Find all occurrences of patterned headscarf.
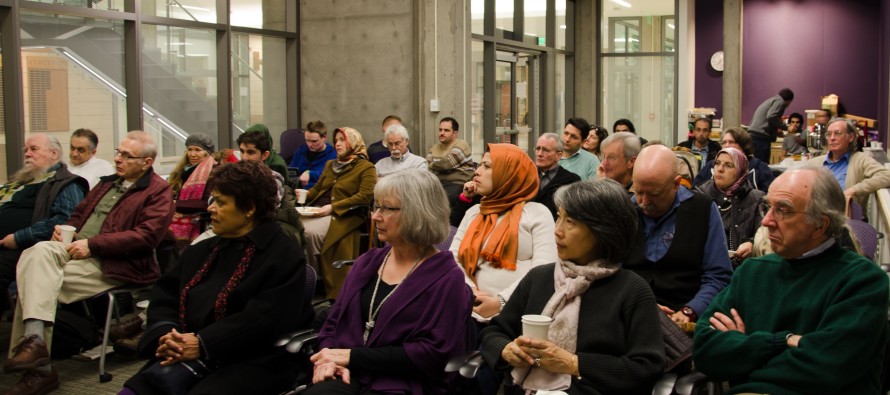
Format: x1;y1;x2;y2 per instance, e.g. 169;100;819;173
458;144;539;278
715;147;749;197
334;127;368;164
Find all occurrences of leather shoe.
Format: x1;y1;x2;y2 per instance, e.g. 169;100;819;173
109;315;143;342
113;333;142;357
3;336;50;373
4;369;59;395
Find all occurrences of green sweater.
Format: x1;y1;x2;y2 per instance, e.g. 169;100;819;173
693;244;889;395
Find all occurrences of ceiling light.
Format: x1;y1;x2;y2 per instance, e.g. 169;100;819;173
611;0;631;8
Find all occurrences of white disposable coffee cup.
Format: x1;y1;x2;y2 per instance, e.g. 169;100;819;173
296;189;308;205
59;225;76;244
521;314;552;340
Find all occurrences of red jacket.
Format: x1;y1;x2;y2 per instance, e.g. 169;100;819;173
66;168;174;285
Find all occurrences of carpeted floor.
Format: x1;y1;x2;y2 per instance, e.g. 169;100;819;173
0;319;145;394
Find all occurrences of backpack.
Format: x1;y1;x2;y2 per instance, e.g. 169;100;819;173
51;308;100;358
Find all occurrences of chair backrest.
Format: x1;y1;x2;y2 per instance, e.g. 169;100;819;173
434;226;459;252
674;152;699;183
304;264;317;302
848;219;880;261
280;128;306;164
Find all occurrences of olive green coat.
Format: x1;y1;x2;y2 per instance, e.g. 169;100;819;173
307;159;377;297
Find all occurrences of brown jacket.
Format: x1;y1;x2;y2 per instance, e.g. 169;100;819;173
67;168;174;285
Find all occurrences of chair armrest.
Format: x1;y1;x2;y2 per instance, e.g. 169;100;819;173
459;352;485;379
445;350;480;373
675;371;717;395
332;260;355;269
286;331;320;354
275;329;314;348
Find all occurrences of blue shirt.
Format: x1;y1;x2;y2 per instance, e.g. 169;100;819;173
632;187;733;316
559;149;601;180
289;143;337;189
823;151;852;189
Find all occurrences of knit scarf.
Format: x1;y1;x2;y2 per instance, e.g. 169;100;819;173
178;241;257;331
513;259;619;392
458;144;538;279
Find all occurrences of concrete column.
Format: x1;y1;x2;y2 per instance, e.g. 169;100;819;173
415;0;468;154
573;0;597;122
722;0;742;127
299;0;416;145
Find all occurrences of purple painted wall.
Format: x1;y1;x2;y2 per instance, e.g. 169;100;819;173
694;0;724;118
694;0;884;135
742;0;881;124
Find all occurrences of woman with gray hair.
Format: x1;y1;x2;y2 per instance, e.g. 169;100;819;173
305;169;473;395
480;179;665;394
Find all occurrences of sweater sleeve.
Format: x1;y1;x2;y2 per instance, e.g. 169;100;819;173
745;264;889;393
450;205;483;289
14;182;85;248
848;153;890;197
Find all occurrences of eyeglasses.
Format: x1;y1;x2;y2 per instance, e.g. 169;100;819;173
114;149;146;161
759;200;805;221
372;203;401;216
825;130;851;138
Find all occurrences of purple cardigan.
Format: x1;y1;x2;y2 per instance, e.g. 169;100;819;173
318;246;473;394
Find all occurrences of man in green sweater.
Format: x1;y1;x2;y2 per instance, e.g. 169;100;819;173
693;167;889;394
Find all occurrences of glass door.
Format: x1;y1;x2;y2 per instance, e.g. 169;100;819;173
495;49;539;154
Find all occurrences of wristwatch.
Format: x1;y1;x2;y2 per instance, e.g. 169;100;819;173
681;306;697;321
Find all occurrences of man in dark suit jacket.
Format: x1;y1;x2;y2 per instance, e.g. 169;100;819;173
678;118;722;169
533;133;581;218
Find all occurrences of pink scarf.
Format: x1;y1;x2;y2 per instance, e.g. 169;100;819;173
513;259;618;392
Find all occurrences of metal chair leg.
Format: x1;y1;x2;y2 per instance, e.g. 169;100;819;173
98;291;116;383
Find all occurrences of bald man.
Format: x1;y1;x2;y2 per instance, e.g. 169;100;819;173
624;145;732;325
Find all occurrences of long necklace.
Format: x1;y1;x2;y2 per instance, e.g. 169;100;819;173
363;249;426;344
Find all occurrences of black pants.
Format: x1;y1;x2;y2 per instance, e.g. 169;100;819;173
751;132;773;164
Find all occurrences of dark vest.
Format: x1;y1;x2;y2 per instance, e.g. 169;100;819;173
32;163;88;223
625;192;711;310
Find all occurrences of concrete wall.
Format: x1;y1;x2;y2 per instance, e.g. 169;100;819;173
299;0;468;154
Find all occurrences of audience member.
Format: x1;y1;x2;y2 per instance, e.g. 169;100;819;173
428;117;474;205
304;169;471;395
167;133;217;252
613;118;648;145
695;148;764;268
624;145;732;325
806;117;890;209
748;88;794;163
0;134;87;315
374;124;427;178
597;132;640;192
2;131;173;394
581;125;608;160
678;118;721;168
781;112;808;156
558;118;600;180
693;167;889;394
532;133;580;218
67;129;114;189
694;127;774;192
451;144;556;323
290;120;337;189
121;160;313;395
481;179;664;394
242;124;291;185
367;115;404;164
304;127;377;298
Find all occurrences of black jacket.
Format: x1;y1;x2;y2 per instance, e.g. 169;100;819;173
533;165;581;219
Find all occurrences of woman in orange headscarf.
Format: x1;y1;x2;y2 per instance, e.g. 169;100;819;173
450;144;557;322
303;127;377;298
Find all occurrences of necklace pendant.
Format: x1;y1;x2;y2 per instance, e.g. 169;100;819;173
363;320;375;343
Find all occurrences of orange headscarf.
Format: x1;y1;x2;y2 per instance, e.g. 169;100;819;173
458;144;540;280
